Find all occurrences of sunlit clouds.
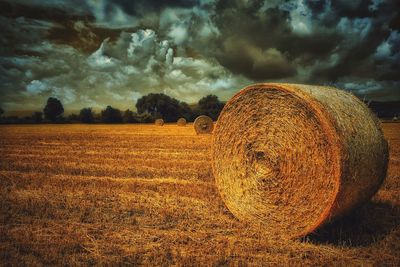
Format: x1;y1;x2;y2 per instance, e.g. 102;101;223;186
0;0;399;113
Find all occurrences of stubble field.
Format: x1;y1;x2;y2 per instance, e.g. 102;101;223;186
0;123;399;266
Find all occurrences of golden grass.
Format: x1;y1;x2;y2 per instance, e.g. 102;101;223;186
0;123;399;265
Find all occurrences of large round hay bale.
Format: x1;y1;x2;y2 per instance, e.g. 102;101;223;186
212;83;388;239
194;115;214;134
155;119;164;126
177;118;187;126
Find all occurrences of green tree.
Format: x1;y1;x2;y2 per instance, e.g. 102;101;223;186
101;106;122;123
43;97;64;122
198;95;224;121
124;109;142;123
136;93;192;122
79;108;95;123
32;112;43;123
68;114;79;122
136;112;154;123
0;107;4;123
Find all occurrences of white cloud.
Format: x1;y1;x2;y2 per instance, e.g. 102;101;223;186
79;95;101;108
25;70;33;79
369;0;385;11
341;80;383;94
160;7;219;47
87;39;118;68
109;92;125;101
130;91;142;102
375;41;391;59
85;0;138;28
166;48;174;65
26;80;48;94
127;29;157;57
289;0;312;35
374;30;400;60
51;87;76;104
122;65;139;75
168;24;189;45
337;18;372;39
3;26;249;111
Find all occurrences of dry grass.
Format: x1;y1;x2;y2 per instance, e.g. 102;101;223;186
0;123;399;266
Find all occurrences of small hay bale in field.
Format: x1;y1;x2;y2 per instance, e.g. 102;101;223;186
155;119;164;126
177;118;187;126
212;83;389;239
194;115;214;134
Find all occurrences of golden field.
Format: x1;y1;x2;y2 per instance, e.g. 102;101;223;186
0;123;399;266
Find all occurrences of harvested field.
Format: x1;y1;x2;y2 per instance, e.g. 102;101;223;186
0;123;399;265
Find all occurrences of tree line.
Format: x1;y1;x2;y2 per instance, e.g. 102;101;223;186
0;93;225;124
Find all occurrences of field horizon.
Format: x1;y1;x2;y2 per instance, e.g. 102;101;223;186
1;123;399;265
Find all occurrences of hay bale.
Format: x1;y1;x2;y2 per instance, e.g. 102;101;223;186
177;118;187;126
155;119;164;126
194;115;214;134
212;83;388;239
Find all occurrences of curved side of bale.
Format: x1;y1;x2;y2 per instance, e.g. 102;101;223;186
212;83;388;239
155;119;164;126
177;118;187;126
194;115;214;134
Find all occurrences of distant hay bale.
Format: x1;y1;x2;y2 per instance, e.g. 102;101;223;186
177;118;187;126
155;119;164;126
194;115;213;134
212;83;389;239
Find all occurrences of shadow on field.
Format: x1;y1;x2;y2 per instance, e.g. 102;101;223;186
305;201;400;247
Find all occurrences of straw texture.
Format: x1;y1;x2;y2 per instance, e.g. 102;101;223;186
194;115;214;134
212;83;389;238
177;118;187;126
155;119;164;126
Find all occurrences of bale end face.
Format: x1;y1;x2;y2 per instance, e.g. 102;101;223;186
194;115;214;134
155;119;164;126
177;118;187;126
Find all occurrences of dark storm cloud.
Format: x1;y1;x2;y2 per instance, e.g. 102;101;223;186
0;0;399;113
211;4;298;79
0;1;93;23
108;0;200;15
331;0;373;18
299;0;399;84
210;0;398;85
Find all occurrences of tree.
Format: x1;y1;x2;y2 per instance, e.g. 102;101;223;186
179;102;193;120
101;106;122;123
137;112;154;123
79;108;95;123
32;112;43;123
68;114;79;122
123;109;140;123
198;95;224;121
0;107;4;123
43;97;64;122
136;93;192;122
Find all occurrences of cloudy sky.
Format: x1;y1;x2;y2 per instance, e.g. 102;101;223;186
0;0;399;113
